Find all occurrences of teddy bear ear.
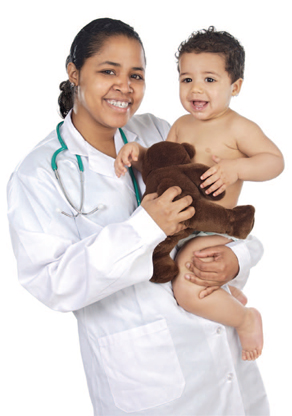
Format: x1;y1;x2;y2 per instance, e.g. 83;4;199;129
181;143;196;159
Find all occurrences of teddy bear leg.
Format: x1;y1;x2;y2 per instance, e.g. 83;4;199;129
190;201;255;240
228;205;255;238
150;232;190;284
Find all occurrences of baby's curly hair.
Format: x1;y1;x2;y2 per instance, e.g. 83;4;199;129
176;26;245;83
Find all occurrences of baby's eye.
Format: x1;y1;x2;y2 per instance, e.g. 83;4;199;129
182;78;192;83
205;77;215;83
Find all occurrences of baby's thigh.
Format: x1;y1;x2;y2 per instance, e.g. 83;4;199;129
172;235;232;306
175;235;232;269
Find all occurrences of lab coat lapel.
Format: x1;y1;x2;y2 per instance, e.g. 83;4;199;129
60;112;142;178
86;128;139;176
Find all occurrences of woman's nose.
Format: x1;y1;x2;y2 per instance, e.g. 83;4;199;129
114;77;133;94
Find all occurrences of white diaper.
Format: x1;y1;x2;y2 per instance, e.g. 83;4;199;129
177;231;238;249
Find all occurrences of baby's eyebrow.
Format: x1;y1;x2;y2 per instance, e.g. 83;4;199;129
203;71;220;77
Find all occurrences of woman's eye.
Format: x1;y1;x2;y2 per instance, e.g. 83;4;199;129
131;74;144;81
205;77;215;83
102;70;115;75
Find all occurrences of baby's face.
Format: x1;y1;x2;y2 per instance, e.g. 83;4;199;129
178;52;241;121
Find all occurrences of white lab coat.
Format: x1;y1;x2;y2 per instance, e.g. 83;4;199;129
7;112;269;416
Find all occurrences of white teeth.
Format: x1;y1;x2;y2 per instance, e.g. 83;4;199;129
107;100;129;108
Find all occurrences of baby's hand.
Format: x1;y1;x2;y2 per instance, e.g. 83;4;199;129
114;143;140;177
200;156;239;196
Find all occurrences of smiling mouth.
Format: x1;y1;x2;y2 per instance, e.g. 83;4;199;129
192;100;208;110
106;99;131;109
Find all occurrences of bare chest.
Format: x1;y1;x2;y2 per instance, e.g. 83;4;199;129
177;126;244;167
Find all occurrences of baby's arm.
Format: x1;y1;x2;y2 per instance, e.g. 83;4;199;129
114;142;147;177
115;117;182;177
201;119;284;196
166;118;181;143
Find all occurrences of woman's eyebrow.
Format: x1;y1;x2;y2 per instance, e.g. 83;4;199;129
98;61;145;71
99;61;121;67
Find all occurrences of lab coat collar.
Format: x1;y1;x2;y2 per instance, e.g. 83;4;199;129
60;111;138;177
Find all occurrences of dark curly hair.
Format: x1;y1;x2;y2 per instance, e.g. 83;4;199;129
58;18;145;118
176;26;245;83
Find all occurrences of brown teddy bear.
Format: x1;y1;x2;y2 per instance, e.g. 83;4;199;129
142;141;255;284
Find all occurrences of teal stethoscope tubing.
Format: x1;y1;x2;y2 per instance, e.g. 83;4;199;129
52;121;141;217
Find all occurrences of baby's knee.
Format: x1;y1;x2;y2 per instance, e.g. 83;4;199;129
172;274;201;311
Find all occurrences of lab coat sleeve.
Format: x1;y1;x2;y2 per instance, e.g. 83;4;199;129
226;235;264;290
7;170;166;313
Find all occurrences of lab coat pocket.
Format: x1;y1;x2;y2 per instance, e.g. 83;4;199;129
98;319;185;413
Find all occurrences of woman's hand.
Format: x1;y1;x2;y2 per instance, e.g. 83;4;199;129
141;187;195;236
184;245;239;298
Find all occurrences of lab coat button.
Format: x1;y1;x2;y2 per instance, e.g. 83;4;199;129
227;373;234;381
216;326;223;334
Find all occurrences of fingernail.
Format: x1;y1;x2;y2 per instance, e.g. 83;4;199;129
186;262;191;268
185;275;191;280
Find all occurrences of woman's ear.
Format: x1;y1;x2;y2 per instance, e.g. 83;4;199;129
232;78;243;96
67;62;79;86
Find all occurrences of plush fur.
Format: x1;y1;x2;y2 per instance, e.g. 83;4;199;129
142;141;255;284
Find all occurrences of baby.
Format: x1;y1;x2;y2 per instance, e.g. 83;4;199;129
114;27;284;360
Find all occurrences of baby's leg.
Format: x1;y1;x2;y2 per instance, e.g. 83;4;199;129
172;236;263;360
229;285;248;306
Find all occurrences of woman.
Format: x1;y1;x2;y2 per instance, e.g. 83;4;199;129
7;18;269;415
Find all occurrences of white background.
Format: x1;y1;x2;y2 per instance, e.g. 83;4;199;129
1;1;291;415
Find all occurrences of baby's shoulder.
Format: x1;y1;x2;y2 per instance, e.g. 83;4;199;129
174;114;195;125
228;111;263;138
173;114;197;132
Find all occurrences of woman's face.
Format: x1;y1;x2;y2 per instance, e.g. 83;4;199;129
71;35;146;130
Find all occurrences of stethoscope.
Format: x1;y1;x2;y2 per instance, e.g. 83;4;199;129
51;121;141;218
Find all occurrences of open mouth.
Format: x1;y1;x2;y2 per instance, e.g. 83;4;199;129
191;100;208;111
106;99;130;109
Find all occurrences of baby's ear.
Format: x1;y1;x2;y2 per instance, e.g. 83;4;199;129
232;78;243;96
181;142;195;159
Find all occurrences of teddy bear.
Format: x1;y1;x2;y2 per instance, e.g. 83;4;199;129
141;141;255;284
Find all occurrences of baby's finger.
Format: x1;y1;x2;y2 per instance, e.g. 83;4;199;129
204;179;223;195
212;155;221;163
200;173;220;189
121;155;132;167
213;184;226;197
200;166;217;181
131;149;139;161
116;166;127;177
